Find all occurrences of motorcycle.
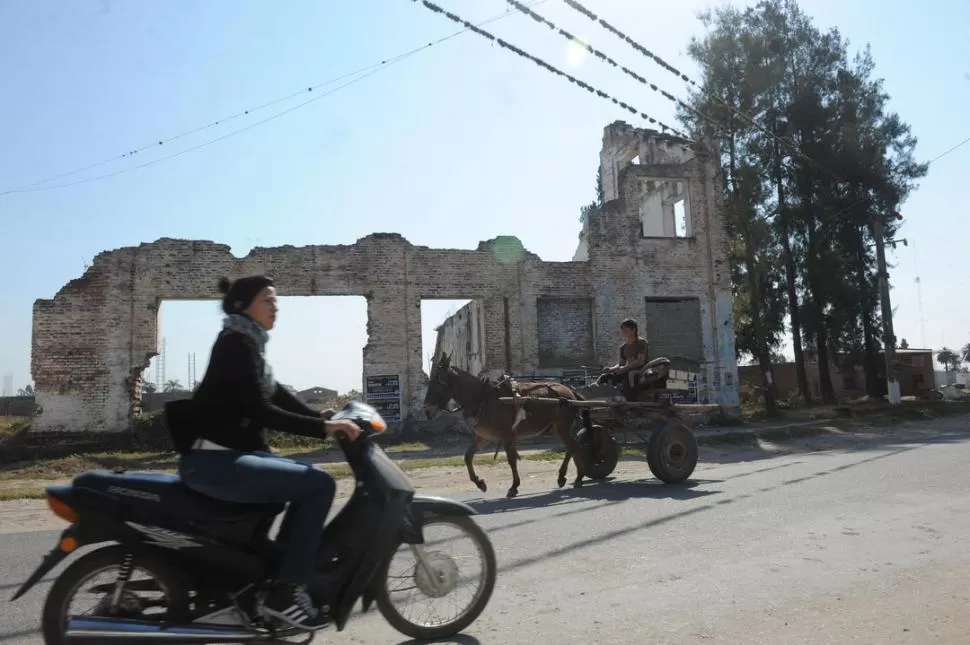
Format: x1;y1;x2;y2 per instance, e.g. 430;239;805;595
11;400;497;644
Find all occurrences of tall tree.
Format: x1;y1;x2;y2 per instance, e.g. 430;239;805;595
680;5;788;415
681;0;926;406
937;348;959;373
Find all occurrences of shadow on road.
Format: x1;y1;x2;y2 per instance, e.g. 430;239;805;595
0;576;53;593
0;628;38;643
468;479;719;517
394;635;481;645
495;442;925;575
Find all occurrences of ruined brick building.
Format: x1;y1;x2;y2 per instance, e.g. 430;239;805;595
434;122;738;403
30;122;738;433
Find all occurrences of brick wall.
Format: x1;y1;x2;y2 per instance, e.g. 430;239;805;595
536;298;594;367
32;124;739;433
643;298;704;369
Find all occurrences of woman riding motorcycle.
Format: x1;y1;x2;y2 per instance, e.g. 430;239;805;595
178;275;359;631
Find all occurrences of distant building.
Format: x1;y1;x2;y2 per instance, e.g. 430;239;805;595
1;374;12;398
935;369;970;388
739;348;936;401
296;386;339;409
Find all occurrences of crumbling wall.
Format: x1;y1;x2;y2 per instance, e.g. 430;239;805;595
458;122;738;405
433;300;487;375
33;123;739;433
535;298;595;367
586;123;737;404
32;235;591;433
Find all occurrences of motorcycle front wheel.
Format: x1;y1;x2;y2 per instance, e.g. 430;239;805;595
375;515;496;640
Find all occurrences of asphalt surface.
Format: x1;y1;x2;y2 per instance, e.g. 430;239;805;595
2;415;969;644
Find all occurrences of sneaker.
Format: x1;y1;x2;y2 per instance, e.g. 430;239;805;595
261;583;328;631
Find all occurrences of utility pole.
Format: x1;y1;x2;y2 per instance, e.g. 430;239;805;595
873;212;902;405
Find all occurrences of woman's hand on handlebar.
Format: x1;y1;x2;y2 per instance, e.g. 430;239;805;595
323;418;361;442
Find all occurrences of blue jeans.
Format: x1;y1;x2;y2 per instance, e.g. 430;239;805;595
178;450;335;585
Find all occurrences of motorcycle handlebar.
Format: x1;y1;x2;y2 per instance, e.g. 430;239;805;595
327;400;388;441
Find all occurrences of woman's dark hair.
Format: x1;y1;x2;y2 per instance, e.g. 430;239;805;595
620;318;639;335
217;275;275;315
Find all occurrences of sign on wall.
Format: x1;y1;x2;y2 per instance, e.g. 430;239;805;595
365;374;402;422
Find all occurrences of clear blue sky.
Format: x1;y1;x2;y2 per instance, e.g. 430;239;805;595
1;0;967;395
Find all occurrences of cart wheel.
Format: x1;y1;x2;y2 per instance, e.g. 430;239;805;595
576;425;619;480
647;422;697;484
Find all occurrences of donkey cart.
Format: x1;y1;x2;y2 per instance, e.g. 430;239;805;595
496;358;716;486
497;394;706;485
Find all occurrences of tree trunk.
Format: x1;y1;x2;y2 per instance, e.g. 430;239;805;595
792;117;836;404
805;222;837;405
728;130;778;417
773;136;812;404
813;318;837;404
744;236;779;415
856;258;882;398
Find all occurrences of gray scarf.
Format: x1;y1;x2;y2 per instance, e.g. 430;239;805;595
223;314;276;398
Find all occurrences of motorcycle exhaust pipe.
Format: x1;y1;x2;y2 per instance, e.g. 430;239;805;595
65;616;270;642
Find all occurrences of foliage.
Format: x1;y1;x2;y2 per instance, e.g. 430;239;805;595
679;0;927;407
937;347;960;372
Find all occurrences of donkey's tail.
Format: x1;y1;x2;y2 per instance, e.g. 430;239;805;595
492;444;501;460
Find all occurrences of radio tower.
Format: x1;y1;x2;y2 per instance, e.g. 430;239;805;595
155;338;167;389
187;353;197;391
913;242;927;348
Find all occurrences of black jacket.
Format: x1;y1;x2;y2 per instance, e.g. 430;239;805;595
190;329;327;452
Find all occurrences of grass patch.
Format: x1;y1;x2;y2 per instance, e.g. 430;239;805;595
0;416;30;441
0;488;46;501
3;401;967;502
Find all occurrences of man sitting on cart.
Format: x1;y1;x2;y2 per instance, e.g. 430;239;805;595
601;317;649;400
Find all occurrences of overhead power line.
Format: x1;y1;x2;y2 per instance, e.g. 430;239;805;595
560;0;968;228
504;0;722;132
0;1;547;197
2;69;390;195
928;135;970;164
560;0;845;185
411;0;690;139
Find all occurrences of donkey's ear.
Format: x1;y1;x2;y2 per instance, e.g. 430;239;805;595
440;352;451;367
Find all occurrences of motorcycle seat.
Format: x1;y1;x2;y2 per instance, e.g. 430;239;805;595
73;470;284;523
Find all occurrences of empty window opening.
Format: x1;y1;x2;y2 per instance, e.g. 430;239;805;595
640;179;691;238
674;200;688;237
143;297;366;413
421;299;485;376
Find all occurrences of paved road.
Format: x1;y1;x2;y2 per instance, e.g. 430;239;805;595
3;416;969;644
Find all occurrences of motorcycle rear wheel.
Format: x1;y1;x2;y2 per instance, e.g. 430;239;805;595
41;545;190;645
376;515;496;640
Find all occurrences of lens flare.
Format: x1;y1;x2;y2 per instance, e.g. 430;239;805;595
565;37;589;68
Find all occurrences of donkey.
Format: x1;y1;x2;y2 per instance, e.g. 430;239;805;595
424;353;590;498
